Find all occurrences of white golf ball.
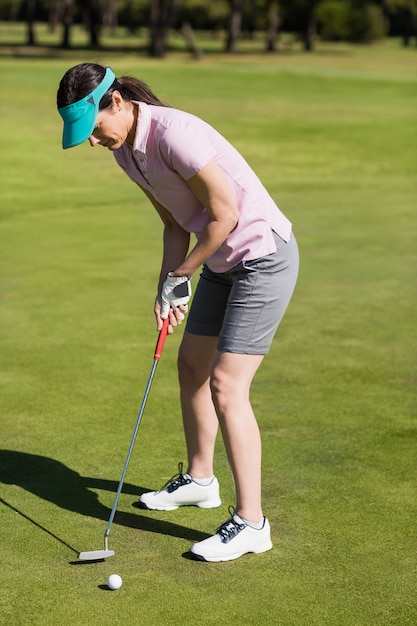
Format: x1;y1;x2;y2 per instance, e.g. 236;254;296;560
107;574;122;590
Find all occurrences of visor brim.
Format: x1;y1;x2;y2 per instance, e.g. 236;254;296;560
61;105;97;149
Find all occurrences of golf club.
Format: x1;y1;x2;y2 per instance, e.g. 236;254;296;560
79;318;169;561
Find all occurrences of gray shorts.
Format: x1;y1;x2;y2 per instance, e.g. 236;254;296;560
185;232;299;354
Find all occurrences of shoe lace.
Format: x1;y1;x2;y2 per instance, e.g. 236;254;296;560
216;506;246;544
160;462;192;494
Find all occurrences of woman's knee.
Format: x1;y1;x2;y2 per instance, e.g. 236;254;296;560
209;367;237;415
177;334;217;388
209;353;263;415
177;343;197;385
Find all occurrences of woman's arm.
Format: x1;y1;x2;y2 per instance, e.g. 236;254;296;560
141;188;191;330
140;158;238;327
143;158;238;279
141;188;190;289
171;159;239;277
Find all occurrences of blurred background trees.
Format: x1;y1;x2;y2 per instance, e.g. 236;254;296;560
2;0;416;55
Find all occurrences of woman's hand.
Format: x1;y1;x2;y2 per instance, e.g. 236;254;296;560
160;275;192;319
154;298;188;334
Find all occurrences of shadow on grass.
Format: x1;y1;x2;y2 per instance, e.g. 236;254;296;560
0;42;149;60
1;495;79;555
0;449;210;550
0;41;354;60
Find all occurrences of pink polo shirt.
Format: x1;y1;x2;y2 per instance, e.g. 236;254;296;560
114;102;292;273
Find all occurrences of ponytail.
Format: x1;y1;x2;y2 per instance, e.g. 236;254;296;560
115;75;167;106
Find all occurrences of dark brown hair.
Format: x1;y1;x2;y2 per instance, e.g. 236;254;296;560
57;62;167;110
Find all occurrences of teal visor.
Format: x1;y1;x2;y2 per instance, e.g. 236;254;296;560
58;67;116;149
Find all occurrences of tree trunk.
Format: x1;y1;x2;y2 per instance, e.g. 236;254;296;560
149;0;169;57
303;0;318;52
125;0;136;35
402;8;416;47
9;0;20;20
149;0;181;58
103;0;118;36
25;0;36;46
60;0;74;49
48;0;61;33
225;0;244;53
265;0;283;52
181;21;204;59
83;0;101;48
246;0;258;40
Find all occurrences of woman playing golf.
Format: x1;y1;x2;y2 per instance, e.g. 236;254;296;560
57;63;299;562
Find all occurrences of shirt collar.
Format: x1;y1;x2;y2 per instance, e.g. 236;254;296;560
132;101;151;155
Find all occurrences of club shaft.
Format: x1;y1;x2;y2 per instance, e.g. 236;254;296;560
104;319;169;540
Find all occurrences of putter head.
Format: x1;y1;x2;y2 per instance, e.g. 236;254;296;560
78;549;115;561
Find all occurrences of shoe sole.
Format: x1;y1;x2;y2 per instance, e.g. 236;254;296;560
191;540;273;562
139;497;222;511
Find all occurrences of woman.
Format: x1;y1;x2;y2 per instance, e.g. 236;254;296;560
57;63;299;562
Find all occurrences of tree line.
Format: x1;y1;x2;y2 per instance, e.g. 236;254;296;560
3;0;417;56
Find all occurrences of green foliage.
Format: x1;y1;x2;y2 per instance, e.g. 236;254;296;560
118;0;150;27
316;1;351;40
385;0;417;11
349;3;388;41
0;0;20;20
0;0;407;44
317;1;388;42
180;0;229;29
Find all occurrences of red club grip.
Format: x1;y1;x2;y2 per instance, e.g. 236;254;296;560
154;317;169;361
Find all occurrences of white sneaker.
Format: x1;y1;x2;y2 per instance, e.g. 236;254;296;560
190;508;272;562
139;463;222;511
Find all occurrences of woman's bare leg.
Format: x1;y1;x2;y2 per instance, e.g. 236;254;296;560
178;332;265;524
178;332;219;479
210;351;264;525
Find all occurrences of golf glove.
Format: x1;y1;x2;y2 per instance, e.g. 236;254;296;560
161;275;192;319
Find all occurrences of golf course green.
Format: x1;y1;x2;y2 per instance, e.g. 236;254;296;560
1;33;416;625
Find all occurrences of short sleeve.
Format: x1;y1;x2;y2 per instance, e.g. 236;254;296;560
159;123;216;180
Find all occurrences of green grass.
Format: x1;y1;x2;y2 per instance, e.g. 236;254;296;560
1;36;416;626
